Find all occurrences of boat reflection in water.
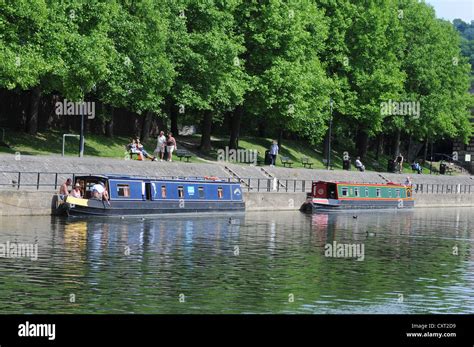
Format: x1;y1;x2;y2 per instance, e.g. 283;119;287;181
1;208;472;314
62;213;245;261
308;209;416;248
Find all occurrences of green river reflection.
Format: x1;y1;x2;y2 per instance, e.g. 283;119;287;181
0;208;473;313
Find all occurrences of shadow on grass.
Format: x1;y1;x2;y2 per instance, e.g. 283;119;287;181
0;130;131;157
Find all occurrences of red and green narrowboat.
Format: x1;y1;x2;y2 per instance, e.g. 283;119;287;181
300;181;414;212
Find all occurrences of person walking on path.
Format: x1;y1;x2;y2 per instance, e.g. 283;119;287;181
396;153;404;173
269;140;279;166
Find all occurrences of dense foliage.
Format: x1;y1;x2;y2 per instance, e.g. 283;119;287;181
0;0;472;159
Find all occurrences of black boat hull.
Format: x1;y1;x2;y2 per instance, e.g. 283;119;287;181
64;198;245;216
300;198;414;212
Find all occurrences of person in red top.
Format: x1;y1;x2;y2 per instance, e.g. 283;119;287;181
166;133;177;162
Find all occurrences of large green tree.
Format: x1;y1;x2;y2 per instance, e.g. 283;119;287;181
235;0;332;147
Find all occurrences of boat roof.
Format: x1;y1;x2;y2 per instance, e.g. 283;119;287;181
74;174;232;183
315;180;407;188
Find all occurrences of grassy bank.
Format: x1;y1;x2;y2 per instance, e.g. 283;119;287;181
0;129;445;174
0;130;205;163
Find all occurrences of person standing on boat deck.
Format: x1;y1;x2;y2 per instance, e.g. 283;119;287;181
404;176;412;186
59;178;72;197
269;140;279;166
166;133;177;162
71;183;82;198
355;157;365;172
154;131;167;162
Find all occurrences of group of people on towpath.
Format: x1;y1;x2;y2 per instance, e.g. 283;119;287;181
127;131;177;162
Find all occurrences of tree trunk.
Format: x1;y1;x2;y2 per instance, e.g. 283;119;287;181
141;111;153;142
257;119;265;137
133;112;141;137
229;106;242;150
375;134;384;160
423;138;429;162
406;135;413;162
105;107;114;138
46;95;60;130
165;96;179;135
277;128;283;149
27;86;41;135
392;128;401;156
19;91;29;131
170;108;178;135
200;110;212;152
356;128;369;159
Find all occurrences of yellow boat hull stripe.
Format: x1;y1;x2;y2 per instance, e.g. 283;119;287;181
66;196;89;207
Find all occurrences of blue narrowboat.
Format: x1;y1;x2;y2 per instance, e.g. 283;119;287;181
57;175;245;216
300;180;415;212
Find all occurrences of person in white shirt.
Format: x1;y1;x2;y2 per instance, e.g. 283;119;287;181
91;181;109;204
154;131;167;161
355;156;365;172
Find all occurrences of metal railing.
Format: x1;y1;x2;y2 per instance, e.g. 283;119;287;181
0;171;90;190
1;171;473;195
413;183;474;194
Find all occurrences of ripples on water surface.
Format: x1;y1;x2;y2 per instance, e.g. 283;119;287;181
0;208;473;314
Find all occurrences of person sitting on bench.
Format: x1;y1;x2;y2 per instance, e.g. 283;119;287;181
127;139;144;160
411;161;422;174
136;138;156;161
355;157;365;172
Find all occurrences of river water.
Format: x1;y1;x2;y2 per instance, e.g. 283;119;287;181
0;208;473;314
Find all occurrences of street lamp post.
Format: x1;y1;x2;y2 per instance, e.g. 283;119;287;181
327;98;333;170
79;112;85;158
429;141;433;174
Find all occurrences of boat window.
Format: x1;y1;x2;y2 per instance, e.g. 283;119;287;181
178;186;184;198
341;187;348;197
217;186;223;199
376;188;381;197
198;186;205;198
396;189;401;198
365;188;369;197
117;184;130;197
354;187;359;197
161;185;167;198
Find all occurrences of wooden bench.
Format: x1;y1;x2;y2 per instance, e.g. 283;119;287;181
280;156;293;167
301;157;313;168
176;149;193;162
